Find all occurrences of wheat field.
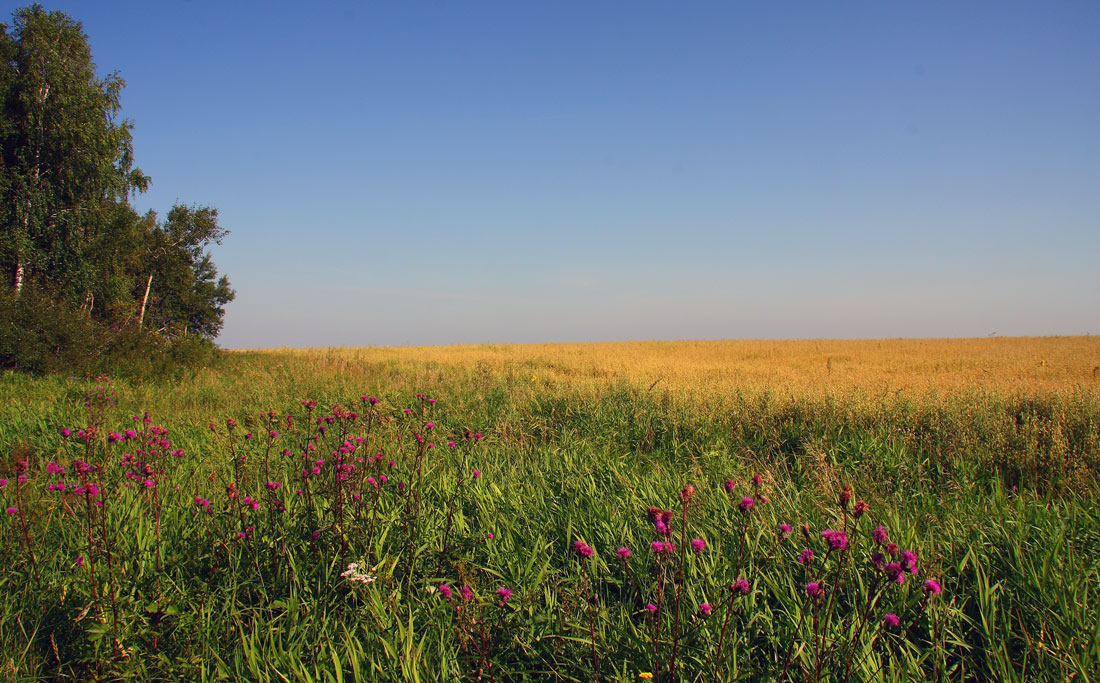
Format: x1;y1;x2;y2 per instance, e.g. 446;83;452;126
244;336;1100;400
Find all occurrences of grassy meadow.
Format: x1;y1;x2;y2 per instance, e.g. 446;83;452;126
1;337;1098;681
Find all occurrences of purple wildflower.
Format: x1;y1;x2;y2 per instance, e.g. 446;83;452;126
439;584;453;599
616;547;632;560
821;529;849;551
872;525;889;545
690;538;706;554
923;579;942;595
699;602;712;615
805;582;824;598
883;613;900;628
731;577;751;595
497;587;513;603
739;496;754;513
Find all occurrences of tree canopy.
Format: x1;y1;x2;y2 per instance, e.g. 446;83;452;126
0;4;233;350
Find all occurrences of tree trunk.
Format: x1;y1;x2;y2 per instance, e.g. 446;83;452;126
138;273;152;328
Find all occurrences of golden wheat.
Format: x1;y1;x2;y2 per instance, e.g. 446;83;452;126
240;336;1099;402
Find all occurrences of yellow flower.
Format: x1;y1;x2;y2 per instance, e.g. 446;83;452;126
638;675;653;680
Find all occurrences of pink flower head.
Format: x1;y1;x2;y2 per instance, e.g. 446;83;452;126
778;523;792;539
853;500;869;518
487;533;494;540
438;584;453;599
646;603;658;613
752;473;763;487
732;577;751;595
872;525;889;545
821;529;849;551
573;540;594;559
680;484;695;503
496;587;513;603
739;496;754;513
5;507;16;515
723;479;735;493
882;613;900;628
805;582;824;598
472;470;481;479
699;602;712;615
691;538;706;554
461;585;474;601
884;562;906;584
799;548;814;565
900;550;918;572
923;579;942;595
616;547;632;560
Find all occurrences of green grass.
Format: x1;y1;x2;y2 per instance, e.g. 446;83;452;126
0;351;1098;681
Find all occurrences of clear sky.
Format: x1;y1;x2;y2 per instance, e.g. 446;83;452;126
10;1;1099;347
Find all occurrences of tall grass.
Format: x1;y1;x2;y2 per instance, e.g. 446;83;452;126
1;341;1098;680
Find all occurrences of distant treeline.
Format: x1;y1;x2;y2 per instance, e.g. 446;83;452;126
0;5;234;376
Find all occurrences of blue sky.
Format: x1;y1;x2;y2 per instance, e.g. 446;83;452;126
10;1;1099;347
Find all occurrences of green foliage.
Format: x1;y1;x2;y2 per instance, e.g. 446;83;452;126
0;282;102;374
0;282;217;378
0;4;148;298
0;359;1096;681
0;4;233;372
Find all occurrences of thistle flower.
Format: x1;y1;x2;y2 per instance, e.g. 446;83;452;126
616;547;632;560
752;473;763;487
805;582;824;598
438;584;453;599
5;507;16;515
645;603;657;613
923;579;942;595
884;562;906;584
799;548;814;565
882;613;900;628
461;585;474;601
731;577;751;595
872;525;889;545
680;484;695;503
853;500;869;518
821;529;849;551
573;540;594;558
900;550;918;572
723;479;735;493
497;587;513;603
690;538;706;554
699;602;712;615
739;496;754;513
472;470;481;479
778;523;792;539
839;485;853;509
